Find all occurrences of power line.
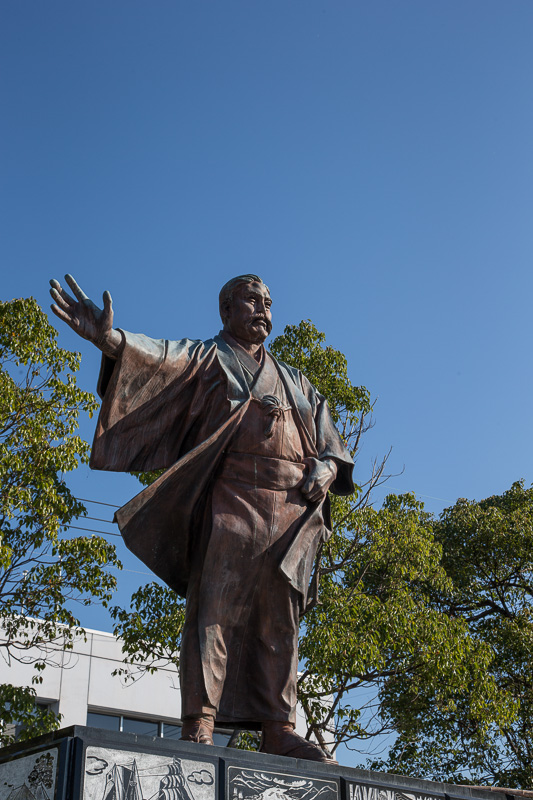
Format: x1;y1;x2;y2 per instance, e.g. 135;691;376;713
64;524;121;538
76;496;121;509
54;530;158;579
108;565;156;577
84;514;116;525
374;486;447;503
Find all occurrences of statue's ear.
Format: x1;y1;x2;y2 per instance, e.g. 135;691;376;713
220;298;232;325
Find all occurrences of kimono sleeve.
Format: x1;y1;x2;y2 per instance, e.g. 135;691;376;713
89;330;215;472
276;359;355;497
297;371;355;497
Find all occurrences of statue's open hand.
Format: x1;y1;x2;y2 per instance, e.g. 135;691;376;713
300;458;337;504
49;274;116;352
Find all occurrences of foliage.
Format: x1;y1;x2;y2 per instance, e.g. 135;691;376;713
375;481;533;787
111;582;185;680
111;320;515;780
297;492;513;761
268;319;372;432
0;684;59;743
0;297;121;745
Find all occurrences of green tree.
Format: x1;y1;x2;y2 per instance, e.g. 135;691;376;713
269;323;513;760
0;297;121;745
377;481;533;787
111;321;513;766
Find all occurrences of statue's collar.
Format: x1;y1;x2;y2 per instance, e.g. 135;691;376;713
212;333;251;409
219;330;265;377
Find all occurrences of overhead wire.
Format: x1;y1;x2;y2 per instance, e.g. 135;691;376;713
75;496;120;509
64;524;121;537
62;497;120;535
60;498;157;577
59;525;155;578
83;514;116;524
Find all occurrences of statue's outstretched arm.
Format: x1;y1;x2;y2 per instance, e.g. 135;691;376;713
49;273;122;357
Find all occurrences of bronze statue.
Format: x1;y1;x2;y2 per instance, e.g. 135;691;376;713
50;274;354;763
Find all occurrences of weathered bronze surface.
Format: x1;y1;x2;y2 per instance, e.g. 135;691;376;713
50;273;354;761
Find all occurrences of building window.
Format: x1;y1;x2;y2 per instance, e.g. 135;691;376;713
86;711;231;746
122;717;159;737
161;723;181;739
86;712;121;731
86;711;175;739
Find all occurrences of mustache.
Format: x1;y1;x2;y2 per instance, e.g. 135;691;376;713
251;315;272;329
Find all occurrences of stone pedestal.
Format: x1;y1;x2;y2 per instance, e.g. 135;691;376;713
0;726;507;800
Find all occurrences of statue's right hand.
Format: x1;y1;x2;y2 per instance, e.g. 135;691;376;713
49;274;117;353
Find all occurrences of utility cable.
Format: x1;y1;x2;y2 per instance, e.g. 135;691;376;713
75;496;120;509
64;524;121;537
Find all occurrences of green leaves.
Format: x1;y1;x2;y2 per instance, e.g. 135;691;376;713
0;685;60;743
0;298;121;746
411;481;533;786
366;483;533;786
111;583;185;678
298;491;510;761
269;320;371;446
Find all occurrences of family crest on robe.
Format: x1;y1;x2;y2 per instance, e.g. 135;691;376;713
90;329;354;612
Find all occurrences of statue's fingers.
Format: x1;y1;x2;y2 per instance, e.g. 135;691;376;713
307;491;324;504
50;286;72;312
102;290;113;314
51;303;77;327
50;278;76;307
302;486;320;503
300;476;312;493
65;273;89;301
306;481;326;502
301;477;317;499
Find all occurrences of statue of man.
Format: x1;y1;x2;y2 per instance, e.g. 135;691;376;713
50;273;354;763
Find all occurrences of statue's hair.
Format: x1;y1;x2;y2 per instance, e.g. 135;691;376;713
219;274;269;321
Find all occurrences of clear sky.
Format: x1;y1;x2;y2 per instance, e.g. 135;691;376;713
2;0;533;753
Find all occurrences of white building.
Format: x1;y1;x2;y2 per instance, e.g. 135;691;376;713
0;625;193;741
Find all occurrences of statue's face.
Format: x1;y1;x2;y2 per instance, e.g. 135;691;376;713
226;281;273;344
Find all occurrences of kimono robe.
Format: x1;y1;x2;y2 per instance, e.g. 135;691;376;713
90;329;354;726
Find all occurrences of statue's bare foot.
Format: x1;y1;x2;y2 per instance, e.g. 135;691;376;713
260;722;338;764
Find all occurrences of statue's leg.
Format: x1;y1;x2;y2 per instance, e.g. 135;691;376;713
179;580;218;744
179;502;221;736
204;477;305;725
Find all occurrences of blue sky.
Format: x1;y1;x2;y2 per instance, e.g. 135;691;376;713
2;0;533;755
